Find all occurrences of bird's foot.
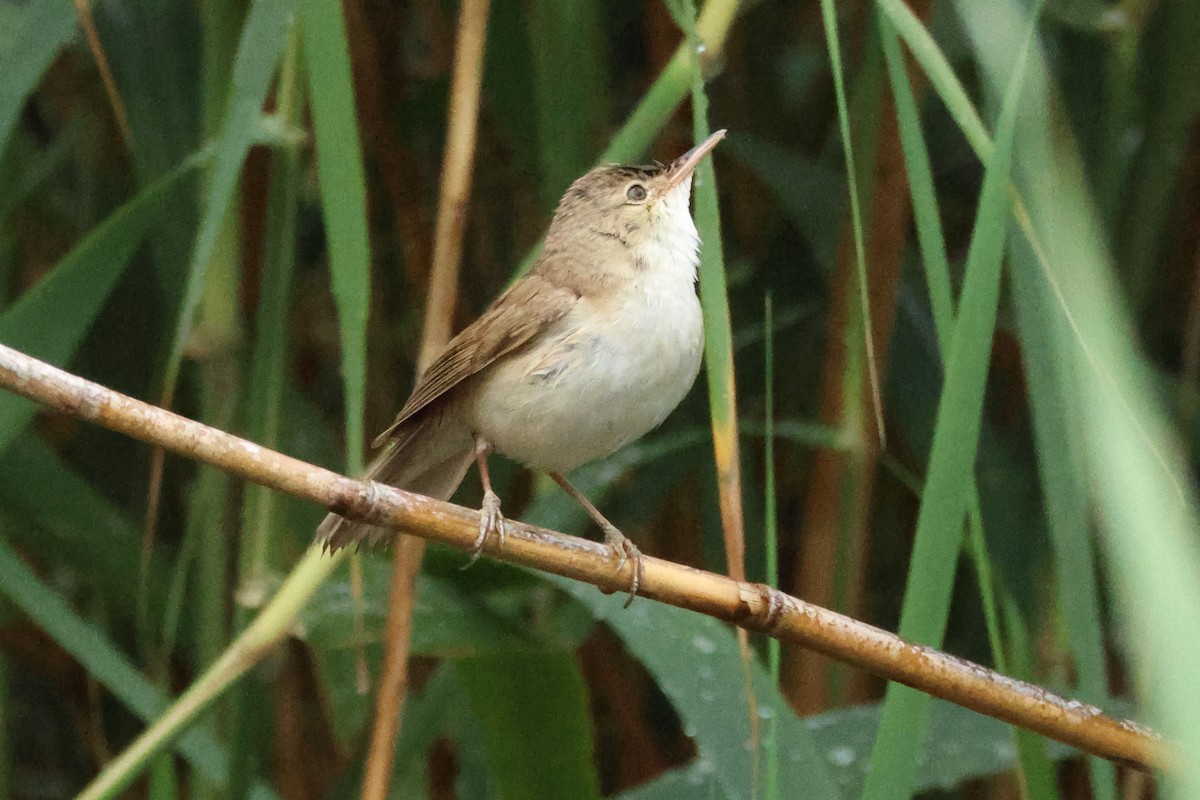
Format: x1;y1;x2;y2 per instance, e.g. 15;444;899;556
463;489;506;569
602;523;644;607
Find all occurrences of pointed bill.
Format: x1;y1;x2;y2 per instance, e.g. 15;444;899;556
662;129;727;193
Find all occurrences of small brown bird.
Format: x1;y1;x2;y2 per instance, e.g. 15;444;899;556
316;130;726;597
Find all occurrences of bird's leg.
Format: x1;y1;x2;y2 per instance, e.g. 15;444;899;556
463;434;505;568
549;472;643;606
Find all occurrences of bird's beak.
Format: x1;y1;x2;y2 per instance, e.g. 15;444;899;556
660;129;727;194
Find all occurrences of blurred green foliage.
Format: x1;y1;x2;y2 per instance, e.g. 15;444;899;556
2;0;1200;798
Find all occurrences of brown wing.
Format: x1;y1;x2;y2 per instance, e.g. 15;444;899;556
372;274;579;447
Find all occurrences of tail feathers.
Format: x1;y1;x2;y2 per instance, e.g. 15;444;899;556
316;415;474;551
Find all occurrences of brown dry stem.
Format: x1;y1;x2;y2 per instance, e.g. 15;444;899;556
0;342;1168;773
361;1;492;798
787;0;926;713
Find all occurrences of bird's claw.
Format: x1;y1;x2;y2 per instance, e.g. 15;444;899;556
603;523;643;607
463;489;505;569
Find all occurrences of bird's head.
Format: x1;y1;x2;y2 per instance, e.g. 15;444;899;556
545;130;726;267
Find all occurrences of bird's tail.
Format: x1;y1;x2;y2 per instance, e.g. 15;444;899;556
315;414;474;551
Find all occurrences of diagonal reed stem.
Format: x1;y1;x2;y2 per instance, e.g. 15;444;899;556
0;343;1167;787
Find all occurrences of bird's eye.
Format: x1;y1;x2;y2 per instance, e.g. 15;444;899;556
626;183;648;202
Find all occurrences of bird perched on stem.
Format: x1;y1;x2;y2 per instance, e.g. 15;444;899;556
317;129;726;602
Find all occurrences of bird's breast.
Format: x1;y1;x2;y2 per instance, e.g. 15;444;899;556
467;272;703;473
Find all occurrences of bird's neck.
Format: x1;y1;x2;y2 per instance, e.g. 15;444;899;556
631;203;701;289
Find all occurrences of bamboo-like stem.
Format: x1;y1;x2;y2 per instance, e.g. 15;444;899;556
416;0;490;369
78;544;346;800
0;343;1168;775
361;2;492;798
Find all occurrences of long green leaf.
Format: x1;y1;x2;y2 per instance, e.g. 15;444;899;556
861;9;1037;799
880;15;1070;800
0;434;173;623
763;294;780;800
457;651;601;800
0;153;203;455
239;24;305;591
543;581;839;800
163;0;293;395
1009;229;1116;798
678;0;745;584
818;0;884;444
0;536;277;800
618;695;1121;800
955;0;1200;793
0;0;76;157
298;0;371;472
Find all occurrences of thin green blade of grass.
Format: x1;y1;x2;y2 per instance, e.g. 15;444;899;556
239;26;304;590
0;153;203;455
0;435;173;628
880;18;1070;799
675;0;746;583
0;0;75;156
298;0;371;474
1009;226;1116;799
818;0;885;448
161;0;293;399
0;536;279;800
675;5;758;787
996;592;1060;800
954;0;1200;792
861;10;1037;799
77;546;346;800
878;0;1169;501
875;0;989;157
763;293;780;800
879;9;1124;796
224;39;305;762
457;651;602;800
179;0;250;701
877;23;953;337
